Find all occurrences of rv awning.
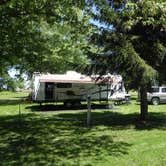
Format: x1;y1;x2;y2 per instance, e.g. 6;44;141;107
40;74;95;84
38;71;120;84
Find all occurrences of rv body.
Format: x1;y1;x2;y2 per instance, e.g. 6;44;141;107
32;71;129;105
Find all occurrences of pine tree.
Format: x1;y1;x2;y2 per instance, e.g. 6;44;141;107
88;0;166;120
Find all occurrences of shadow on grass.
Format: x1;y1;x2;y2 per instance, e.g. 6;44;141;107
53;111;166;130
26;104;166;131
99;112;166;130
26;103;115;112
0;113;131;165
0;101;166;165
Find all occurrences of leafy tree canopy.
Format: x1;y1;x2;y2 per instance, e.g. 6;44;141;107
0;0;94;79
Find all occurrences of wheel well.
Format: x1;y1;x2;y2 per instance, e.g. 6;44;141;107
151;96;160;100
151;97;160;102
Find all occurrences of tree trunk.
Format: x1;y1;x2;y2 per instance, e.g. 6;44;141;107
140;85;148;121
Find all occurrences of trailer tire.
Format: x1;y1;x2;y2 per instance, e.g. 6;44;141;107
73;101;81;107
64;101;81;108
64;101;72;108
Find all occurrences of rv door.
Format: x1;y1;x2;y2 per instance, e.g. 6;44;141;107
45;82;54;100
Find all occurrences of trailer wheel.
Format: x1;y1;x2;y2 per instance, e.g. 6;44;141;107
64;101;72;108
73;101;81;107
64;101;81;108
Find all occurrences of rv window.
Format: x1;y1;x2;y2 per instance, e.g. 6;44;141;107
56;83;72;88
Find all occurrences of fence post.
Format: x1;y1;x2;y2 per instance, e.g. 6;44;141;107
87;95;91;128
18;99;22;127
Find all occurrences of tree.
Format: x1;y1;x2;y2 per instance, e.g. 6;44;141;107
87;0;166;120
0;0;93;77
0;0;95;90
0;71;25;91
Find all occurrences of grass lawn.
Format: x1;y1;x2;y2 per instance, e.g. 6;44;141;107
0;91;166;166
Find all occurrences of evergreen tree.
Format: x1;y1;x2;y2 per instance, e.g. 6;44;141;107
88;0;166;120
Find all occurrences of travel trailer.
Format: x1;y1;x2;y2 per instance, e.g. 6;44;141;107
31;71;130;106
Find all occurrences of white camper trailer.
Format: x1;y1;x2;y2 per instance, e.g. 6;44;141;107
32;71;130;105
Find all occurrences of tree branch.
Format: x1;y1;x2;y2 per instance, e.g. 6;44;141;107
0;0;11;6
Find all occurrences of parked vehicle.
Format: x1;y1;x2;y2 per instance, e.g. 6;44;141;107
147;86;166;105
31;71;130;106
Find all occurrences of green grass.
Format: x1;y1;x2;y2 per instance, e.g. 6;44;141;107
0;91;166;166
0;90;29;100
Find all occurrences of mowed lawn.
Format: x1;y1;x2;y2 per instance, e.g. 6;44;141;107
0;91;166;166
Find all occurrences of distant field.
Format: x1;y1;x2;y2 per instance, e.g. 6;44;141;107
0;90;29;100
0;91;166;166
